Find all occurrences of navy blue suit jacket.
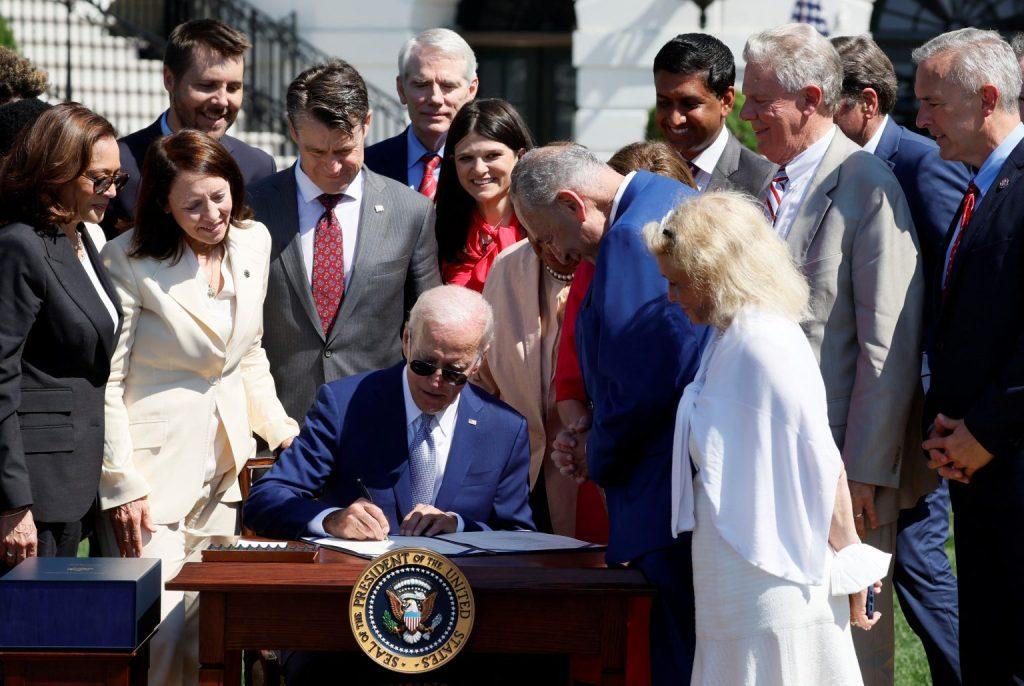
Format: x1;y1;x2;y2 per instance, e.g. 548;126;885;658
874;119;970;284
101;117;277;237
242;363;534;539
576;171;706;563
364;129;410;186
926;138;1024;508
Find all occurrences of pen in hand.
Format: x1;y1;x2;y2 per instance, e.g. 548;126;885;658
356;478;390;541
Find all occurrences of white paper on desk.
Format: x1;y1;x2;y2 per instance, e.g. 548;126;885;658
302;535;474;558
437;530;601;553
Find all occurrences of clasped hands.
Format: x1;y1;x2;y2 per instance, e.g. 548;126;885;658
921;413;994;484
552;414;592;484
324;499;457;541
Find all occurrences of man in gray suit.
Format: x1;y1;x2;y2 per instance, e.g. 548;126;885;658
653;33;776;195
741;24;926;686
249;60;440;422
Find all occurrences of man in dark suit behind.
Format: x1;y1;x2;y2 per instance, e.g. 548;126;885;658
833;34;967;686
653;33;776;196
249;59;440;423
102;19;275;237
915;28;1024;685
511;144;706;686
363;28;478;199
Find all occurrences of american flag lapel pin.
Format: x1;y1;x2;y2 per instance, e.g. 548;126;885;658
998;177;1010;190
468;418;478;426
374;204;384;213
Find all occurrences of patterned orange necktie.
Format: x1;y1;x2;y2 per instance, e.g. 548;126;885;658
418;153;441;200
312;193;345;335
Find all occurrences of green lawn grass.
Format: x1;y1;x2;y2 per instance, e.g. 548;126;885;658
894;517;957;686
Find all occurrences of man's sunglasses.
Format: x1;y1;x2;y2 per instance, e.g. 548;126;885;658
409;359;471;386
83;171;130;195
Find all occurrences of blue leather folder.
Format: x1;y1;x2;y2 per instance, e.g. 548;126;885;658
0;557;160;650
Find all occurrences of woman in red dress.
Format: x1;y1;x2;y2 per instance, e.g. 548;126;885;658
434;98;535;291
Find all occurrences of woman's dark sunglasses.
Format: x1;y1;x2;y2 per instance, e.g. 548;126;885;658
84;171;130;195
409;359;470;386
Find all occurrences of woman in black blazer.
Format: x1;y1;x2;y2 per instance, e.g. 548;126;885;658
0;103;126;566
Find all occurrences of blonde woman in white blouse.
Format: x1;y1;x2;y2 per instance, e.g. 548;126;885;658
100;130;298;686
645;191;890;686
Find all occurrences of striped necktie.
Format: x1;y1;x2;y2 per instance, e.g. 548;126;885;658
764;166;789;228
418;154;441;200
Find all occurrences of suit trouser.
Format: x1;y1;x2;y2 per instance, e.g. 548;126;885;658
852;522;896;686
951;493;1024;685
100;478;238;686
34;519;83;557
894;480;961;685
631;535;695;686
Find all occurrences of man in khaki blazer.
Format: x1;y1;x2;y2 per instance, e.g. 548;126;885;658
741;25;928;686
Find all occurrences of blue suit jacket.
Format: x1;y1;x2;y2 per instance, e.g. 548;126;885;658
364;129;410;186
874;119;970;284
576;171;707;563
242;363;534;539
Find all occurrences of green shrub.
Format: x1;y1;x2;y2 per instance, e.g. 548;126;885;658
0;15;17;51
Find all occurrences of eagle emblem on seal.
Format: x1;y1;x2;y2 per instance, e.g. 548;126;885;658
384;578;444;644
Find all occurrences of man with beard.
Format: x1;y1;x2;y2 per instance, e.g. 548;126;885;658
101;19;275;236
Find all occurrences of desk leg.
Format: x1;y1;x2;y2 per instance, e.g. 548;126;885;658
198;592;242;686
598;596;653;686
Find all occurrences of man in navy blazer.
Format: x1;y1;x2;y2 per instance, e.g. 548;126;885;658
243;285;533;541
915;29;1024;685
364;29;478;196
102;19;275;237
833;34;967;686
511;145;705;685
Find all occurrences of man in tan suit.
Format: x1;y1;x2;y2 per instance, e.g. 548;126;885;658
740;24;929;686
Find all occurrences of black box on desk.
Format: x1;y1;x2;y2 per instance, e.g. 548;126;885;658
0;557;160;649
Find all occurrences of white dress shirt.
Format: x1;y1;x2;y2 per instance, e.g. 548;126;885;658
688;126;730;193
308;366;467;535
184;246;236;483
609;170;637;226
405;126;444;192
294;162;363;285
773;125;837;240
861;115;889;155
78;241;119;334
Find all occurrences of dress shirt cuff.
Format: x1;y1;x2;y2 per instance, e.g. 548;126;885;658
309;507;342;537
450;512;464;533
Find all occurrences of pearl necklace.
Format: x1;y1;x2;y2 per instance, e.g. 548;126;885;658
544;265;574;283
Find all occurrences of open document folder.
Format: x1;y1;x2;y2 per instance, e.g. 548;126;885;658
303;530;605;559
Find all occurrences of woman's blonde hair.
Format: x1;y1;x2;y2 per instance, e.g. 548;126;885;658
643;190;809;329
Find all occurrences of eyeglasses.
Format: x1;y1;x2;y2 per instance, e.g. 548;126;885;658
83;171;130;195
409;359;472;386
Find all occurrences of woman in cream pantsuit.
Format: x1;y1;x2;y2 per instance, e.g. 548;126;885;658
99;130;298;686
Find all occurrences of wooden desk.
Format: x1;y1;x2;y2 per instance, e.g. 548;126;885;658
168;548;651;686
0;632;153;686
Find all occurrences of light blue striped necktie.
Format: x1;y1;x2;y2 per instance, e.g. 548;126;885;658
409;413;437;506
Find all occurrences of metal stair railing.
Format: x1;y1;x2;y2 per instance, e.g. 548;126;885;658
7;0;407;159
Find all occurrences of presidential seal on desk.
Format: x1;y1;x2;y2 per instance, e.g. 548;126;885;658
349;547;475;674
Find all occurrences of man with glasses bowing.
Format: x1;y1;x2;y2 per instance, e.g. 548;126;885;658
243;285;534;541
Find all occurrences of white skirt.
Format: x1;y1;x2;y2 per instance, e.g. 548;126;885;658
691;482;864;686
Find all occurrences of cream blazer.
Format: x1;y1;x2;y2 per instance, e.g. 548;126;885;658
100;221;299;524
475;240;577;536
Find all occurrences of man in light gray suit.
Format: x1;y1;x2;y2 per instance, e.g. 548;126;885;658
741;24;927;686
653;32;776;195
249;60;440;422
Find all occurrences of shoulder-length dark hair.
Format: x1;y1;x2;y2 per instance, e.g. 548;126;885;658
434;98;535;264
0;102;116;229
129;129;253;262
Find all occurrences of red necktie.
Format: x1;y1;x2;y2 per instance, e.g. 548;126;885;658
942;181;980;296
418;153;441;200
764;166;789;227
312;193;345;335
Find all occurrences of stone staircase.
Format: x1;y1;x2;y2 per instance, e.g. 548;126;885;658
0;0;292;164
